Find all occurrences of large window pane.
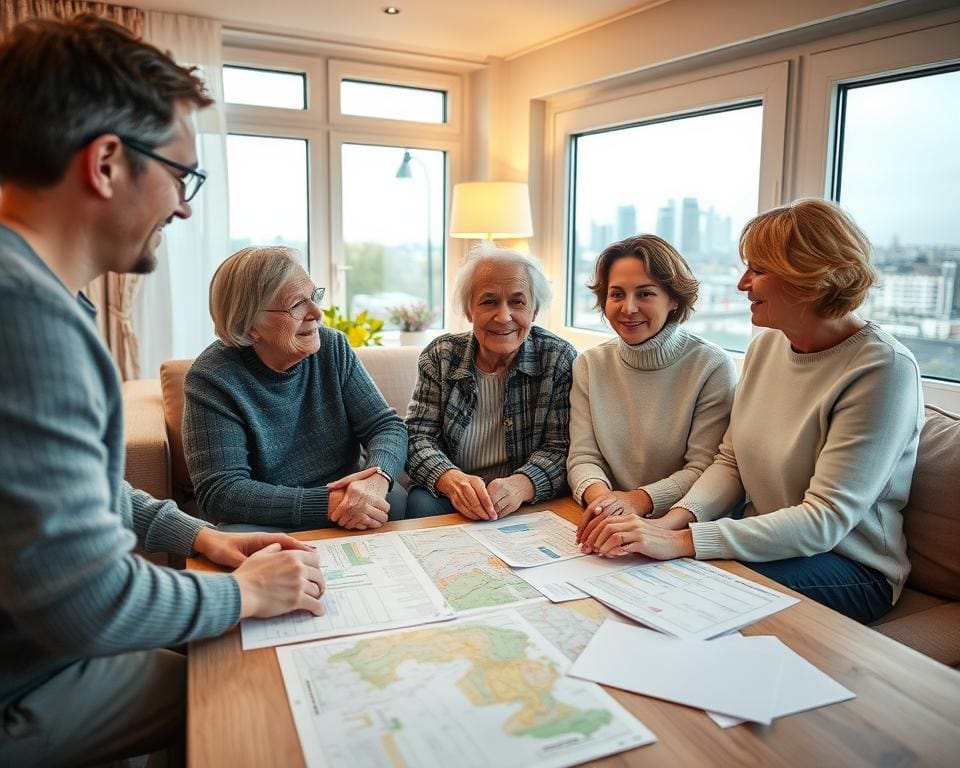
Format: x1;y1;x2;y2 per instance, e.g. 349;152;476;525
340;80;445;123
834;68;960;381
341;144;445;328
570;105;763;351
223;66;306;109
227;135;309;263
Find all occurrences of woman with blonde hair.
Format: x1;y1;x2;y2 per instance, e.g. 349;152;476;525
581;199;923;623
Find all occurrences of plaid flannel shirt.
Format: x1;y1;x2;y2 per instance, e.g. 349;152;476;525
406;326;577;503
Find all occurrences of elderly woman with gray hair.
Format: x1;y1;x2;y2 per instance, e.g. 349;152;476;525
183;246;408;531
406;245;577;519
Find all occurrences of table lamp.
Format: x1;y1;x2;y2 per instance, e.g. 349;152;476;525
448;181;534;242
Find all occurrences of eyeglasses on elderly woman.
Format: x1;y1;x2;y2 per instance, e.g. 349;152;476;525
262;287;325;321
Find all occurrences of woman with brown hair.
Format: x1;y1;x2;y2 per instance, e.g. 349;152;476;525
572;234;736;542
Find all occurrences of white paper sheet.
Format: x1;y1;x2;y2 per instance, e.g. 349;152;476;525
569;620;784;725
576;558;799;639
240;532;454;650
463;510;584;568
276;609;657;768
706;635;854;727
515;552;652;601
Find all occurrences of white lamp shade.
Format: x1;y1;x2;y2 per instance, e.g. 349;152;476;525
449;181;533;239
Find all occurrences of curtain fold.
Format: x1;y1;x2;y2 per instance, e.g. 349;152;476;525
1;0;144;379
133;11;230;378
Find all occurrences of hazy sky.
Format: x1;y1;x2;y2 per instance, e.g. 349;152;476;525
838;69;960;247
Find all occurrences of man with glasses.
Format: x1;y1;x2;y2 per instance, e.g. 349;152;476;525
0;15;325;767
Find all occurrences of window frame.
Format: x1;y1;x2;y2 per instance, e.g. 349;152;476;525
543;61;789;351
329;131;461;327
794;16;960;399
328;59;462;136
223;47;465;332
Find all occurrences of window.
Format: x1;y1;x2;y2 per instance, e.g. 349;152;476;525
831;67;960;381
227;135;309;263
223;65;306;109
339;144;445;328
340;80;445;123
568;104;763;351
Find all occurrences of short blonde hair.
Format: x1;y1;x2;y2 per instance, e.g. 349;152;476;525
209;246;302;347
740;198;876;318
454;243;552;317
588;235;699;324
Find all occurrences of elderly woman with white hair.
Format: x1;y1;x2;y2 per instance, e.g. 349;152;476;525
183;246;408;531
405;245;577;519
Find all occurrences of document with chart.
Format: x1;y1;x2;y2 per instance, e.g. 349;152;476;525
276;609;656;768
463;511;585;568
575;558;799;639
241;533;455;650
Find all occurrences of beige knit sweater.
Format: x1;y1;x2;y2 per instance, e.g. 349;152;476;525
678;323;923;601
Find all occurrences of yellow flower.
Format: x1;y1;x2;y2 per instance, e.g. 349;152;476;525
348;326;370;347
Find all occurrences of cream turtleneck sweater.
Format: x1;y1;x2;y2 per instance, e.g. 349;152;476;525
567;322;736;514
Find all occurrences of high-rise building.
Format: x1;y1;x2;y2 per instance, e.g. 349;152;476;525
656;200;676;243
681;197;701;255
616;204;637;240
590;221;614;252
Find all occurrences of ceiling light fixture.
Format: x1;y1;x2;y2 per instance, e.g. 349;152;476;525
382;6;401;14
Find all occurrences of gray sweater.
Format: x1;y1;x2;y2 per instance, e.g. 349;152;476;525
183;332;407;527
0;225;239;708
567;322;736;513
677;324;923;600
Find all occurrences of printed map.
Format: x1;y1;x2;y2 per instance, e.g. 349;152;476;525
277;610;655;768
399;526;541;611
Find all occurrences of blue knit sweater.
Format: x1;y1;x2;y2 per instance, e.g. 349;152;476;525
0;225;239;708
183;332;407;527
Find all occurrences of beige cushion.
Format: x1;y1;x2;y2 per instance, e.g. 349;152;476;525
903;405;960;600
873;602;960;668
159;358;193;501
355;346;422;418
121;378;171;500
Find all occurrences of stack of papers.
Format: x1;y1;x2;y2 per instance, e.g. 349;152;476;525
569;620;853;726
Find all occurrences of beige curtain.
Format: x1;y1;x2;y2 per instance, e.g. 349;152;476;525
1;1;145;379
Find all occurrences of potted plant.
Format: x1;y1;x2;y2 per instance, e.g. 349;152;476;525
388;302;437;346
321;306;384;348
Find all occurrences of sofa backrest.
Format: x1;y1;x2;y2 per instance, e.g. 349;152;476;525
158;345;423;501
160;358;193;501
903;404;960;600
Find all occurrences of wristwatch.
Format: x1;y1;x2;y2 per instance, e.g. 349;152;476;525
373;467;393;488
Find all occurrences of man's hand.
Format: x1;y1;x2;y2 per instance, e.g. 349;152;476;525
486;474;534;519
233;542;325;619
327;472;390;530
193;527;313;569
576;488;653;546
435;469;496;520
581;514;695;560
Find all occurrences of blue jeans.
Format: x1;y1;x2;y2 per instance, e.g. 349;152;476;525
406;485;458;518
745;551;893;624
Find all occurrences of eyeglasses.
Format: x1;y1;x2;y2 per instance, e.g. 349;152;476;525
121;138;208;202
263;287;325;321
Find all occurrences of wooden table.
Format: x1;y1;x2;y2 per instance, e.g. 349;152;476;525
188;498;960;767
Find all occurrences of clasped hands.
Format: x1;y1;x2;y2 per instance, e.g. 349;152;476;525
326;466;390;530
576;485;696;560
436;469;534;520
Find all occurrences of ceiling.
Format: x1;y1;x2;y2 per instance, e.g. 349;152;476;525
124;0;667;63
